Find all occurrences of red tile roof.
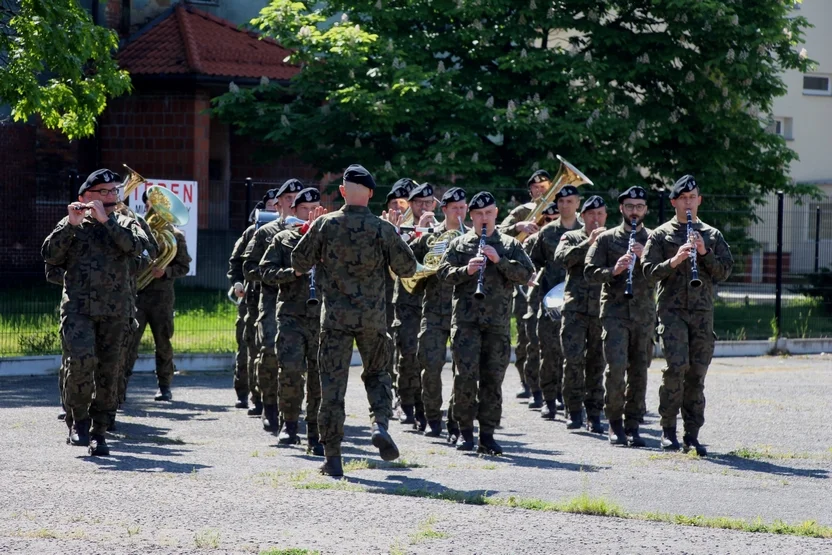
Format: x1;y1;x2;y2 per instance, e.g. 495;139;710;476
118;4;298;80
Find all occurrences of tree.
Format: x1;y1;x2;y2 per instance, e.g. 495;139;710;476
214;0;816;238
0;0;131;139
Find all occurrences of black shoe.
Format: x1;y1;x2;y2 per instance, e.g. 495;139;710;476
541;400;557;420
57;409;66;421
88;434;110;456
566;411;583;430
106;415;117;433
477;433;503;456
515;382;531;399
683;433;707;456
247;400;263;417
262;404;279;432
69;418;91;447
154;386;172;402
320;456;343;477
278;421;301;445
455;429;475;451
528;391;543;409
424;420;443;437
587;414;604;434
414;408;427;432
661;427;680;451
446;422;460;445
626;426;646;448
608;419;627;445
398;404;416;425
307;435;325;457
555;394;565;411
371;423;400;461
234;396;249;409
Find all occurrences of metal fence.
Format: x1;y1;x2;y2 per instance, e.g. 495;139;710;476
2;181;830;356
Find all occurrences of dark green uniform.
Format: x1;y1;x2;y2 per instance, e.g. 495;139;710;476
392;277;423;409
642;217;732;436
585;224;654;428
438;230;534;434
45;264;67;409
228;224;257;403
292;206;417;457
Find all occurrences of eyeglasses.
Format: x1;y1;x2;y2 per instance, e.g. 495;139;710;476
88;188;120;197
622;203;647;211
543;216;558;223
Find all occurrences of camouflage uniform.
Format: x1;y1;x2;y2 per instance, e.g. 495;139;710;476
242;220;285;406
260;228;321;433
642;217;733;435
228;224;257;402
45;264;67;409
291;206;417;457
384;271;398;383
554;227;604;418
392;277;423;410
585;224;655;428
42;213;149;435
529;220;581;401
438;230;534;434
126;228;191;390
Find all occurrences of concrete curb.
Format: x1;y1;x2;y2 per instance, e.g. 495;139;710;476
1;339;829;378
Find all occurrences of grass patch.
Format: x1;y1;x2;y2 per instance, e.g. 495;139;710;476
386;486;488;505
126;524;141;537
640;512;832;538
727;446;826;461
409;515;449;544
260;549;321;555
194;528;221;549
294;479;366;493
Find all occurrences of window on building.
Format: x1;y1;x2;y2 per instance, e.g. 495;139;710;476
769;117;794;140
808;201;832;241
803;75;831;96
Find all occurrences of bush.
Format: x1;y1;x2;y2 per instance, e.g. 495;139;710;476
18;331;61;355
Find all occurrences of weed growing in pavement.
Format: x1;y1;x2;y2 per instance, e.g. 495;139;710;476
639;513;832;538
409;514;449;544
251;450;260;458
386;486;488;505
126;524;141;537
194;529;221;548
343;458;375;472
496;493;624;517
294;479;366;493
259;549;321;555
727;446;829;461
388;539;407;555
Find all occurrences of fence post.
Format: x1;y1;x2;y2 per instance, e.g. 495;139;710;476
658;189;666;224
775;191;784;339
815;206;821;274
244;177;253;230
68;171;79;202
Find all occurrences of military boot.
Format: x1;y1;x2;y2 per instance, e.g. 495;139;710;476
69;418;91;447
307;435;325;457
587;414;604;434
247;399;263;416
455;429;475;451
414;407;427;432
320;456;343;477
477;433;503;456
262;404;279;432
515;382;531;399
540;400;557;420
57;408;66;421
555;393;565;411
88;434;110;457
528;390;543;409
234;395;249;409
608;419;627;445
424;420;443;438
278;421;301;445
566;411;584;430
661;427;680;451
398;404;416;425
107;414;117;432
626;426;646;448
683;432;707;456
446;421;460;445
154;386;172;402
371;422;400;461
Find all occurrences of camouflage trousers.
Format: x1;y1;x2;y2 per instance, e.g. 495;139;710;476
317;328;394;457
127;288;176;388
657;309;714;434
513;291;528;385
537;314;564;401
255;299;279;405
232;299;248;400
117;317;138;403
560;312;605;417
602;317;652;428
276;315;321;425
61;313;128;434
418;313;451;422
522;313;541;393
450;324;510;434
244;302;260;403
394;304;422;407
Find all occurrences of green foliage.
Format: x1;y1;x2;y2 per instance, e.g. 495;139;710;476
793;267;832;315
0;0;131;138
17;330;61;355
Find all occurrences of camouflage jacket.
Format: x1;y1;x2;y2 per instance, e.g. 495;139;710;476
45;263;65;286
260;228;322;320
521;233;540;320
528;219;582;317
438;229;534;332
642;216;733;312
42;213;150;317
554;227;602;316
498;202;534;237
141;227;192;294
585;223;655;323
228;224;258;307
292;205;417;333
409;221;455;319
243;220;286;313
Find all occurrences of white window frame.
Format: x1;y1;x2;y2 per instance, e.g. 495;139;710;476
802;74;832;96
772;117;794;140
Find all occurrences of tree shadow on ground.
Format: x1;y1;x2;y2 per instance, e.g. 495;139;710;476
0;375;59;409
706;454;829;479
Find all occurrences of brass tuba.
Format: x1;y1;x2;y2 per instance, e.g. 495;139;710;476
117;164;148;217
399;218;466;293
515;155;594;242
136;185;190;290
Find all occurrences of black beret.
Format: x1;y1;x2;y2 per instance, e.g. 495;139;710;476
541;202;559;216
469;191;496;211
669;174;698;199
343;164;376;190
393;177;417;194
581;195;606;213
527;169;551;187
618;186;648;204
386;185;410;203
555;185;580;199
408;182;434;201
79;169;121;195
249;200;266;224
262;188;280;204
440;187;466;206
276;178;304;198
291;187;321;207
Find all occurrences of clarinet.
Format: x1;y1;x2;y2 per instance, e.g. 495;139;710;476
624;218;638;299
686;209;702;288
306;266;319;306
473;224;488;299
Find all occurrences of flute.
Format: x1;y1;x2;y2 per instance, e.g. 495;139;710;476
473;224;488;299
